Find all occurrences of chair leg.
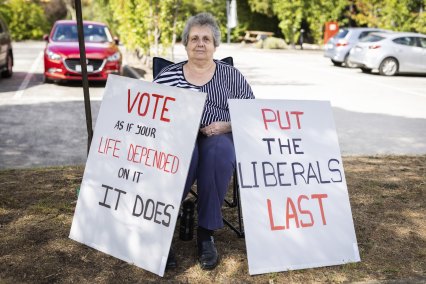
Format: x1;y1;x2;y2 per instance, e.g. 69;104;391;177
222;183;245;238
224;174;238;208
189;173;245;238
223;172;244;238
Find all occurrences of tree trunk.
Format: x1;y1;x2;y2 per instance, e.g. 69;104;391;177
65;0;76;20
170;0;182;61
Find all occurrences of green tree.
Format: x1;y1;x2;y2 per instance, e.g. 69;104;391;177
90;0;273;57
380;0;414;31
351;0;382;27
248;0;274;16
104;0;425;54
2;0;49;40
272;0;305;47
352;0;425;33
412;8;426;34
307;0;348;44
248;0;349;45
0;0;11;22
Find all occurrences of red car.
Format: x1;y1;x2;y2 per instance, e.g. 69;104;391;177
43;20;121;82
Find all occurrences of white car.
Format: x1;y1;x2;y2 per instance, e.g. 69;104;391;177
349;32;426;76
324;27;386;67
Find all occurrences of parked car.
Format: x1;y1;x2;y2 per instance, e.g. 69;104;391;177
0;15;13;78
324;27;387;67
349;32;426;76
43;20;121;83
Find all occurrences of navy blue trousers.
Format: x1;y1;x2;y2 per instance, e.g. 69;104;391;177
182;133;236;230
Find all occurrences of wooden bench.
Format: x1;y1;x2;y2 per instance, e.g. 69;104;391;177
243;30;274;43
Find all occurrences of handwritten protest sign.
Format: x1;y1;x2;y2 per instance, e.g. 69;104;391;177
229;99;360;275
69;75;206;276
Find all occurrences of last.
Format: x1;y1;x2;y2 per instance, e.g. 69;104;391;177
267;193;328;231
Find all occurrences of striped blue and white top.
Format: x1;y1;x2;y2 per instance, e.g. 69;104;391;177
154;60;254;127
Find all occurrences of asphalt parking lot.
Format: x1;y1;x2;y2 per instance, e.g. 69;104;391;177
0;41;425;169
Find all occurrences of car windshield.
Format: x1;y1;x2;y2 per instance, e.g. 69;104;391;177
335;29;349;39
359;34;385;42
52;24;113;43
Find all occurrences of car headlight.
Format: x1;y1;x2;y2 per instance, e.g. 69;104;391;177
46;50;62;60
107;51;121;62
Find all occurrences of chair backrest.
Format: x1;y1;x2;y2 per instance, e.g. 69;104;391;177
152;56;234;79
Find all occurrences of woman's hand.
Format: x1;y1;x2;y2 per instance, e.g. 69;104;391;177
200;121;231;137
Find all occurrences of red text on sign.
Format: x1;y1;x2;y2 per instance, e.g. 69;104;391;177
127;89;176;122
267;193;328;231
261;109;304;130
98;136;121;158
127;143;180;174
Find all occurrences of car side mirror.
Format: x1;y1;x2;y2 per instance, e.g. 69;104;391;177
43;34;49;42
114;36;120;45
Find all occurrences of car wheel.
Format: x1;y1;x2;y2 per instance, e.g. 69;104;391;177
344;55;357;68
1;52;13;78
331;59;342;67
361;67;372;73
379;57;398;76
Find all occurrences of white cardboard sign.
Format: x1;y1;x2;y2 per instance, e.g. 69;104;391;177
229;99;360;275
69;75;206;276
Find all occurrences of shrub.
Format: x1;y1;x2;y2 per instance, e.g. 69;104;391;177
256;36;288;49
2;0;49;40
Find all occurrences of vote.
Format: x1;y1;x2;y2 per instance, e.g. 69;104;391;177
267;193;328;231
127;89;176;123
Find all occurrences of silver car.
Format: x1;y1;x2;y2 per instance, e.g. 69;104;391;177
349;32;426;76
324;27;386;67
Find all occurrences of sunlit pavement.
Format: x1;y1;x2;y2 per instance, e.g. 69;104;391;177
0;41;425;169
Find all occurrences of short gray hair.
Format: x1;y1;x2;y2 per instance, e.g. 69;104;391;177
182;12;221;47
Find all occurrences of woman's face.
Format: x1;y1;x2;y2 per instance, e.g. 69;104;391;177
186;25;216;61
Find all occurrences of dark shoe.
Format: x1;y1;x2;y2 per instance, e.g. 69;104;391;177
166;249;177;269
197;237;219;270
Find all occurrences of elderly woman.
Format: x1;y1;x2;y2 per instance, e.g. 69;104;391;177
154;12;254;270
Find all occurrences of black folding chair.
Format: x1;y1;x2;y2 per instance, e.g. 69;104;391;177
153;56;244;238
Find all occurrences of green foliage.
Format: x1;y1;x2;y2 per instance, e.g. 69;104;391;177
1;0;49;40
248;0;274;16
97;0;187;56
380;0;413;31
412;11;426;34
352;0;425;32
248;0;425;45
4;0;422;47
273;0;305;46
307;0;348;44
248;0;349;45
0;5;9;28
106;0;149;52
352;0;382;27
0;0;11;23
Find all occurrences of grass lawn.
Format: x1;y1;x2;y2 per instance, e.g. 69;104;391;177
0;156;425;283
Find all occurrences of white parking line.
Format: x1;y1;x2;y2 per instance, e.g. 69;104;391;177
365;78;426;98
13;51;44;99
